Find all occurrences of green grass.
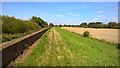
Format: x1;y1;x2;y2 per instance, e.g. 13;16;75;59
17;27;119;66
17;30;48;66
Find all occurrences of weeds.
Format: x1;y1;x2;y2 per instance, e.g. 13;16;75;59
83;31;90;37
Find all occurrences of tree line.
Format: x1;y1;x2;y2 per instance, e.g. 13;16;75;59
80;22;120;29
53;22;120;29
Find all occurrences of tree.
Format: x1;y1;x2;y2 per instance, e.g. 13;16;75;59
49;23;54;27
59;24;62;27
95;22;103;28
88;22;96;28
117;23;120;29
102;24;108;28
64;24;67;27
115;22;120;29
72;25;74;27
80;23;87;28
108;22;117;28
88;22;104;28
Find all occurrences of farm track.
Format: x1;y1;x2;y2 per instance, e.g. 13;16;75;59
62;27;119;44
37;28;74;65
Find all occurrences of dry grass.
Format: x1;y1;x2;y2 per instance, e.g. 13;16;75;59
62;27;119;44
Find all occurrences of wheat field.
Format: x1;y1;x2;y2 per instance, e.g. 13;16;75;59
62;27;119;44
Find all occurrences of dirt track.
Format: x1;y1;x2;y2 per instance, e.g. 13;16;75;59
62;27;119;44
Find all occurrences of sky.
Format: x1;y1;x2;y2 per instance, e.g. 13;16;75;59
2;2;118;25
1;0;119;2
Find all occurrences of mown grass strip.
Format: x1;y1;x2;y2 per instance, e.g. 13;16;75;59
56;27;119;66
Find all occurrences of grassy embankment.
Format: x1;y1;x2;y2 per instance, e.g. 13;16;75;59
17;27;119;66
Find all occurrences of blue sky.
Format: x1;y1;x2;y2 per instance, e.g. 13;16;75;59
2;2;118;25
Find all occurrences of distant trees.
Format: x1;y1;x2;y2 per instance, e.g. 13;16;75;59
117;23;120;29
108;22;117;28
79;22;119;29
80;23;87;28
63;24;68;27
59;24;62;27
58;22;120;29
49;23;54;27
88;22;95;28
95;22;103;28
102;24;108;28
58;24;79;27
88;22;103;28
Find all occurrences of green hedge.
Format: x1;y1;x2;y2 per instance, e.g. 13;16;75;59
2;15;40;34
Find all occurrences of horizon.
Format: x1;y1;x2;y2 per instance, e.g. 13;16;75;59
2;2;118;25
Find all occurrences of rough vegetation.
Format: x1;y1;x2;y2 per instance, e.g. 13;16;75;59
83;31;90;37
2;15;48;43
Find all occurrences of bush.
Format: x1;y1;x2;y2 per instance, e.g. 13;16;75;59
2;15;43;43
2;15;40;34
27;21;41;30
83;31;90;37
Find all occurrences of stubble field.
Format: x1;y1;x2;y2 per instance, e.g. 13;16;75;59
62;27;119;44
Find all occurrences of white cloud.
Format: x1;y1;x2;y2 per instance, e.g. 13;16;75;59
55;15;64;17
68;13;72;15
97;11;103;14
67;13;80;17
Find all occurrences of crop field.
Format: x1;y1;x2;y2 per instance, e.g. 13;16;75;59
62;27;119;44
16;27;119;66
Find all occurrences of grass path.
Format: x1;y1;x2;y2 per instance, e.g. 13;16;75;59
17;27;119;66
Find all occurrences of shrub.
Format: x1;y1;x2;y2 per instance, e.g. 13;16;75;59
83;31;90;37
2;15;41;34
2;15;43;43
27;21;41;30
